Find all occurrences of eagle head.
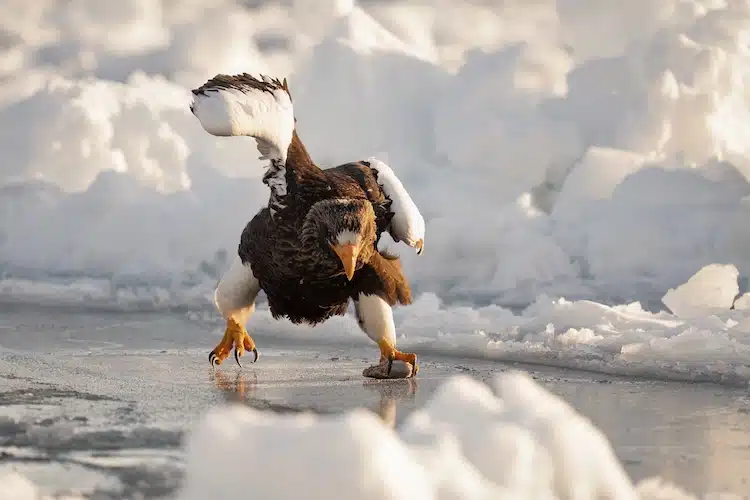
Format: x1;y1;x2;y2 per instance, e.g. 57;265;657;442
304;198;377;281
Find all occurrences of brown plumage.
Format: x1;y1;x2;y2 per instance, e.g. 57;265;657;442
238;133;413;325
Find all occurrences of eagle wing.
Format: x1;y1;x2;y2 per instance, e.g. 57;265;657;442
190;73;295;164
328;158;425;255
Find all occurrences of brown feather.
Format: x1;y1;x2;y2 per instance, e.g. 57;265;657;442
192;73;291;101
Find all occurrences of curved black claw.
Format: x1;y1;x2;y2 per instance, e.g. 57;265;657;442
386;356;394;376
234;348;259;367
209;351;218;367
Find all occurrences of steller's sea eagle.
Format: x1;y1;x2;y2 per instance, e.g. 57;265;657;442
190;73;425;378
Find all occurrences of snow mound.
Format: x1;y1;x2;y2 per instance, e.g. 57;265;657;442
2;0;750;314
0;375;743;500
4;0;750;311
174;372;722;500
391;283;750;387
733;292;750;311
662;263;740;318
0;471;83;500
0;473;37;500
0;72;192;193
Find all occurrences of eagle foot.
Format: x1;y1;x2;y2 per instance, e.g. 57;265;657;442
377;339;418;378
209;317;259;368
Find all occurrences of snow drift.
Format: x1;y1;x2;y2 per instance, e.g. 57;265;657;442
174;372;729;500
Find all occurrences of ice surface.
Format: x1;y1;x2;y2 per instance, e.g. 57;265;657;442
2;309;750;499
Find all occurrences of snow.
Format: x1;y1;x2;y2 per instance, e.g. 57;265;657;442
2;0;750;495
0;471;85;500
172;372;720;500
662;263;740;319
0;473;38;500
7;373;718;500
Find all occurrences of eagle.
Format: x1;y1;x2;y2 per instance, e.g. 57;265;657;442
189;73;425;378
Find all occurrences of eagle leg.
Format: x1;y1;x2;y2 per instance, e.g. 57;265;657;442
355;293;418;377
377;339;419;377
209;317;259;368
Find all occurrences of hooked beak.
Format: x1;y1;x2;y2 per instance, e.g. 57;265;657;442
331;243;359;280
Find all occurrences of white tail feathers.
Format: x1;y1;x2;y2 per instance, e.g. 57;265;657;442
190;74;295;163
367;158;426;255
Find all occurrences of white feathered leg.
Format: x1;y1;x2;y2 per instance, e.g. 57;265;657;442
354;292;418;377
210;254;262;368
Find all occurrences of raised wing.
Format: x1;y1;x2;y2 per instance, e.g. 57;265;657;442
190;73;295;164
366;158;425;255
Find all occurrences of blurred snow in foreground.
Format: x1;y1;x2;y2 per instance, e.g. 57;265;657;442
177;371;750;500
1;372;733;499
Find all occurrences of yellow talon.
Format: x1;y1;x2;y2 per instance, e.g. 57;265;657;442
377;339;418;377
209;317;259;367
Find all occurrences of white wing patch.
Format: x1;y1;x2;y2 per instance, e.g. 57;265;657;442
191;74;295;217
190;74;295;164
367;157;425;255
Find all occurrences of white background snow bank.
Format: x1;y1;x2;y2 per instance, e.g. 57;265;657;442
3;0;750;308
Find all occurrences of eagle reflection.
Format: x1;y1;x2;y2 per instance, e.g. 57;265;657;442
210;370;418;428
363;378;418;428
211;370;257;402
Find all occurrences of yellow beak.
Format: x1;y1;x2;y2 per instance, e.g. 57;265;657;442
331;243;359;281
